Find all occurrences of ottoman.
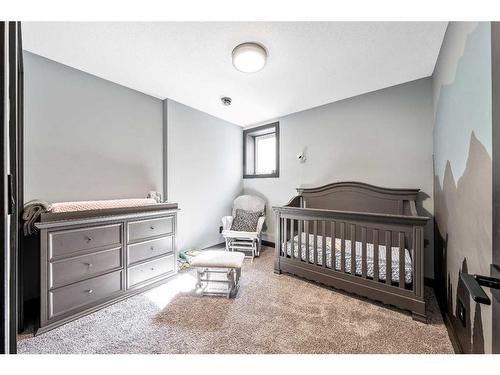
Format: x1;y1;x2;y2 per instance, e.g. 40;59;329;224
191;250;245;298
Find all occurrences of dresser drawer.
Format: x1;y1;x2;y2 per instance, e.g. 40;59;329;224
49;247;122;289
127;216;173;242
127;235;174;265
127;255;175;288
48;270;123;319
49;224;122;259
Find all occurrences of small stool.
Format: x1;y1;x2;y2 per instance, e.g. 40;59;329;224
191;250;245;298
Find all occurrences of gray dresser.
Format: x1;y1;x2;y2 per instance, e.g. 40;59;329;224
35;203;178;334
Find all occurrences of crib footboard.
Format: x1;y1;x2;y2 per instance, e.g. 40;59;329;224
273;206;429;322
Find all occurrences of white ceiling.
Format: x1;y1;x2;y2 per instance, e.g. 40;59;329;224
22;22;447;127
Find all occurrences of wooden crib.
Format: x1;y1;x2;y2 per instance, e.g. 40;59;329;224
273;181;429;322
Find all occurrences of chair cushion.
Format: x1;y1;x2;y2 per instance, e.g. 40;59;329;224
191;250;245;268
230;209;262;232
222;230;259;239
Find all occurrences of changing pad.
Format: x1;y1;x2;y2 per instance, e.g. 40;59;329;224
50;198;157;213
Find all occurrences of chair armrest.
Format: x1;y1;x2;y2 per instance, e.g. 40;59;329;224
256;216;266;234
222;216;234;231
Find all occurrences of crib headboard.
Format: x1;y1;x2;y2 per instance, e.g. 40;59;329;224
296;181;419;216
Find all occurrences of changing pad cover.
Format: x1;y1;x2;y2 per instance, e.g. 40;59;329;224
50;198;157;213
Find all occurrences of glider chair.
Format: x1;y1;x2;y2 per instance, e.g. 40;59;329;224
222;195;266;260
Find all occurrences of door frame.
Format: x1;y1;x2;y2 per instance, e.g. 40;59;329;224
8;21;22;353
1;20;7;355
0;21;21;355
492;21;500;354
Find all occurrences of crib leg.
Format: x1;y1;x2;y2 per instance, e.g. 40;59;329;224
274;259;282;274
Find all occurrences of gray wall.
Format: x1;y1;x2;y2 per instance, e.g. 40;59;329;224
24;52;163;203
243;78;435;277
167;99;243;251
432;22;492;353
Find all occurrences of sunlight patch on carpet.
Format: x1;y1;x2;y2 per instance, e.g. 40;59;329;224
143;273;197;309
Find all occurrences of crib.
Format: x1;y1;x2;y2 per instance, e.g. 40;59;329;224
273;181;429;322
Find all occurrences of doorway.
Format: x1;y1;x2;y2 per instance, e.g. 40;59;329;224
1;21;23;355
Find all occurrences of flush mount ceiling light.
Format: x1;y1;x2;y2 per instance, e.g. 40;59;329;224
232;42;267;73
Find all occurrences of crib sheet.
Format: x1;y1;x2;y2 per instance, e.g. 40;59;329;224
284;233;413;283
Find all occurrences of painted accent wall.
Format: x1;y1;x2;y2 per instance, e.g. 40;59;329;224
23;51;163;203
432;22;492;353
243;78;435;277
167;99;243;251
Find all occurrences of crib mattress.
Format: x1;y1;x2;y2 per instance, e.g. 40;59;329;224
284;233;413;284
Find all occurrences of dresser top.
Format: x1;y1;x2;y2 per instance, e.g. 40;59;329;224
36;202;179;229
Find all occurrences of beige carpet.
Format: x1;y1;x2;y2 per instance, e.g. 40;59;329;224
18;247;454;354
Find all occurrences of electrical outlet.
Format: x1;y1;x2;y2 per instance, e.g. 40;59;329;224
458;299;466;327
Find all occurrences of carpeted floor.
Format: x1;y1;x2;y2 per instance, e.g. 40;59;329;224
18;247;454;354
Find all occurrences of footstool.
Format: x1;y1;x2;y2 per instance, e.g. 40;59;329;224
191;250;245;298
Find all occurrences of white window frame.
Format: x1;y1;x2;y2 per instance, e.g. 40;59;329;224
243;122;280;179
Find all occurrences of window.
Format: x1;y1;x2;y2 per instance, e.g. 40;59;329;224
243;122;279;178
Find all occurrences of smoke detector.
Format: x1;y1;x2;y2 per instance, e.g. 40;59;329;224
221;97;232;106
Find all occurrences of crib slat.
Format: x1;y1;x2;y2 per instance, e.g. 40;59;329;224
283;219;288;258
373;229;379;281
290;219;295;259
298;220;303;262
305;220;310;263
361;227;367;278
330;221;336;269
385;231;392;285
322;221;327;268
414;228;423;297
340;223;345;272
283;218;287;257
313;220;318;265
350;224;356;275
399;232;405;288
279;218;283;256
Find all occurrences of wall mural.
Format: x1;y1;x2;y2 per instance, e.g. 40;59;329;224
433;22;492;353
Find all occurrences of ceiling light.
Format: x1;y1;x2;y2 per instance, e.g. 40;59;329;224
232;42;267;73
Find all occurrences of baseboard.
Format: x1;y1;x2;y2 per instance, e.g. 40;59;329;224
442;312;463;354
261;240;275;248
421;277;460;354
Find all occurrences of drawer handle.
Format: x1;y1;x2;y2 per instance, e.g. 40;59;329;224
150;268;155;271
85;236;93;243
86;289;94;294
150;226;155;230
85;262;93;268
150;246;155;251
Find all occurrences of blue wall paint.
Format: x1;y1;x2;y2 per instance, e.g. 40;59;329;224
433;21;493;353
434;23;492;184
